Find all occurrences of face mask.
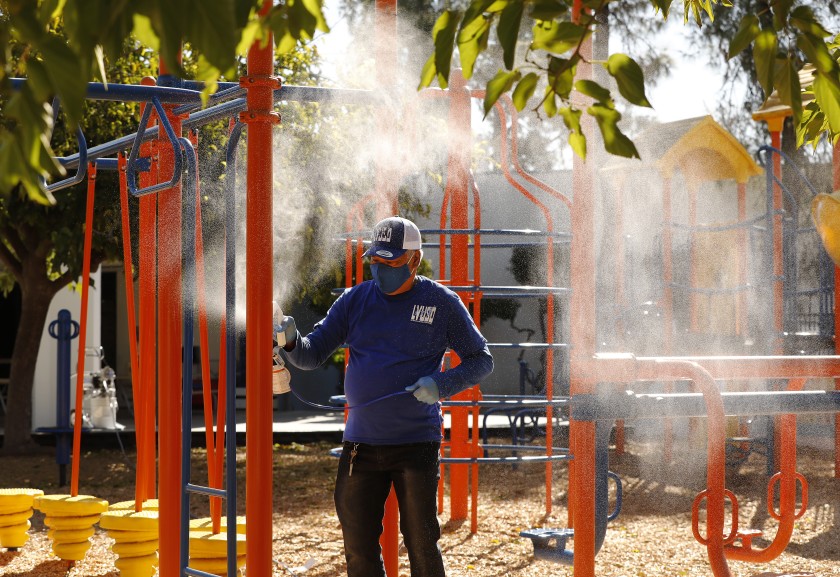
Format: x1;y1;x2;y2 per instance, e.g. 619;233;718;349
371;262;412;294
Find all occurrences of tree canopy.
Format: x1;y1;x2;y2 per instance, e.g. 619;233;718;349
418;0;840;160
0;0;328;205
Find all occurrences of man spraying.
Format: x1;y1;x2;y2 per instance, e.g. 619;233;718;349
277;216;493;577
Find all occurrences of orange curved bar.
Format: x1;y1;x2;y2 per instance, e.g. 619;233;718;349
640;359;732;577
70;163;97;497
692;488;739;546
724;410;799;563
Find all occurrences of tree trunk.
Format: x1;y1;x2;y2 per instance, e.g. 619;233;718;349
2;277;62;455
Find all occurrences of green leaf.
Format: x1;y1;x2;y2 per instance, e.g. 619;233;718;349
419;54;438;89
813;74;840;134
497;1;524;70
484;69;521;117
753;29;778;96
38;35;87;124
797;33;837;77
531;20;586;54
790;6;832;38
458;13;492;78
575;79;612;104
547;56;576;99
429;10;461;89
132;14;161;51
511;72;538;111
543;85;559;117
558;105;582;134
587;103;640;159
529;0;568;22
568;132;587;159
728;14;760;59
772;0;794;30
774;57;801;119
461;0;498;31
605;53;651;107
650;0;674;18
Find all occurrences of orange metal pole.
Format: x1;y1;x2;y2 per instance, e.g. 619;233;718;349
689;185;699;332
737;182;747;337
70;163;96;496
157;67;185;577
494;101;557;515
368;5;401;559
445;69;474;522
569;1;597;573
661;177;674;462
243;2;279;574
117;154;144;508
834;139;840;479
138;79;159;501
614;181;625;455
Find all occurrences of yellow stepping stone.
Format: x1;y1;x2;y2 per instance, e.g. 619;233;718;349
0;521;31;549
52;540;93;561
0;489;44;515
189;515;247;534
35;494;108;517
190;530;247;558
0;509;33;528
188;554;246;576
115;552;158;577
106;528;158;542
112;539;158;558
44;514;101;530
109;499;159;511
99;509;158;532
48;526;95;543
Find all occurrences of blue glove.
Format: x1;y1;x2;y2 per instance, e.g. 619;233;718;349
276;315;297;348
405;376;440;405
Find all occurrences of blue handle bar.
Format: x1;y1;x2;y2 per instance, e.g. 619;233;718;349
126;96;183;196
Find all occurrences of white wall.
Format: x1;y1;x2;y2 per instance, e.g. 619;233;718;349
32;268;102;429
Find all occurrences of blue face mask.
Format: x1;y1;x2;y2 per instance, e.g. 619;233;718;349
371;262;412;294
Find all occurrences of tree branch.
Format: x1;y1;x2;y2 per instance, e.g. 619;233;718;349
0;226;26;278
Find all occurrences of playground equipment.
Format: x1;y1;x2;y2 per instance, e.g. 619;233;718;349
4;1;840;576
0;489;43;550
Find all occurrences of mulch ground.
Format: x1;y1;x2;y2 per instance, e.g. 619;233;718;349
0;432;838;577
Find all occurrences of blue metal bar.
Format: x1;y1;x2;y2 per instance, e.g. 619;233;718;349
479;444;570;452
94;157;151;171
126;97;183;197
441;398;569;408
224;122;245;577
671;212;768;232
180;136;198;577
571;390;840;421
331;286;572;297
340;228;572;238
10;77;205;104
441;454;573;464
47;309;79;486
185;567;224;577
668;283;759;295
186;484;228;498
44;127;87;192
58;85;377;170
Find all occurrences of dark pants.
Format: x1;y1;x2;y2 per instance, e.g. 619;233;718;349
334;441;446;577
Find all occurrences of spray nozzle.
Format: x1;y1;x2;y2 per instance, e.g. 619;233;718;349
273;300;286;347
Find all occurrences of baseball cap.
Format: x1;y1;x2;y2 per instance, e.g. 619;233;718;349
364;216;422;261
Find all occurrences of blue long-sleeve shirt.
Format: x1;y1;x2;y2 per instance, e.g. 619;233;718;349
283;276;493;444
